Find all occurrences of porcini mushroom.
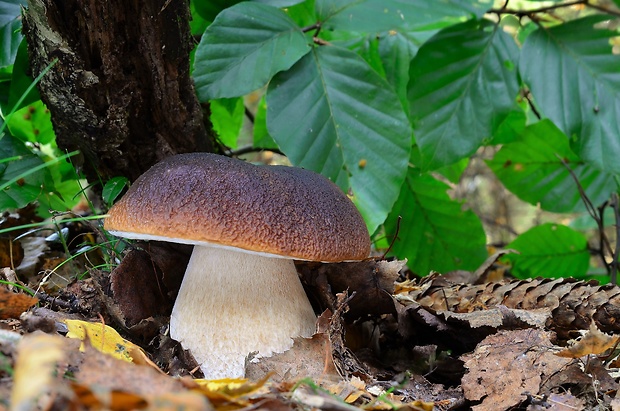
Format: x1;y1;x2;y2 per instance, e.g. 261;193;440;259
104;153;370;378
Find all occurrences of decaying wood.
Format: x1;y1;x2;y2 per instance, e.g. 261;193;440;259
398;275;620;340
22;0;212;183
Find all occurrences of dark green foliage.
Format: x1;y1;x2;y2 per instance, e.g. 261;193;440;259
192;0;620;279
3;0;620;280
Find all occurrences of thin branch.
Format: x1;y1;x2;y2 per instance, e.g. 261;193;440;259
313;37;331;46
489;0;620;19
226;144;283;157
489;0;587;17
522;91;542;120
596;202;613;277
557;154;615;278
478;215;519;237
382;215;402;259
301;22;321;34
558;156;598;221
586;2;620;18
244;106;255;124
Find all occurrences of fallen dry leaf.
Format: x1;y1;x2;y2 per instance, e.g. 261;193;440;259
76;344;183;394
329;293;373;381
612;391;620;411
527;391;585;411
0;285;37;320
245;332;340;383
291;384;362;411
64;318;155;367
9;326;213;411
0;236;23;268
73;344;213;411
398;275;620;340
556;322;620;358
189;375;269;408
461;329;572;411
11;331;76;410
109;247;175;326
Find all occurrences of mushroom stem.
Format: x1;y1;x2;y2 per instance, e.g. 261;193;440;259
170;245;317;378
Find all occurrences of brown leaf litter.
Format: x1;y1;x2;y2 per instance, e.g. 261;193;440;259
1;214;620;410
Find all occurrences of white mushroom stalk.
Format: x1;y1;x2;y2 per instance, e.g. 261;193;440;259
170;245;316;378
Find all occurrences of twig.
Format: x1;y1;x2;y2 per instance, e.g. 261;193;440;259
585;2;620;17
244;106;255;124
226;144;284;157
489;0;587;17
301;22;321;36
556;154;615;278
522;91;542;120
313;37;331;46
35;290;92;315
596;202;614;277
479;215;519;237
489;0;620;19
382;215;402;259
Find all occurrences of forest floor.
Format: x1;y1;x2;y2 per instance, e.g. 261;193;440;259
1;207;620;411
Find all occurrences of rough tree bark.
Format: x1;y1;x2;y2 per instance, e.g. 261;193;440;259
22;0;213;183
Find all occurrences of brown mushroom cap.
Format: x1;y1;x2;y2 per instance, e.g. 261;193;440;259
104;153;370;262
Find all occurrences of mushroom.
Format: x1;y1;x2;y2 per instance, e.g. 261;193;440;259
104;153;370;378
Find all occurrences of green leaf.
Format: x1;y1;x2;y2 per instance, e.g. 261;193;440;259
504;223;590;279
255;0;306;6
0;0;27;23
0;0;25;68
0;134;46;210
325;29;432;112
266;45;411;233
210;97;245;149
369;30;424;111
39;157;82;215
569;209;615;231
191;0;240;23
487;120;616;213
102;176;129;206
0;17;21;68
520;15;620;174
408;19;520;170
283;0;317;28
0;0;24;91
316;0;486;32
384;169;487;275
353;35;385;79
193;2;311;100
0;127;80;215
490;109;526;145
253;95;278;149
6;40;41;112
7;101;55;145
189;1;210;36
436;157;469;184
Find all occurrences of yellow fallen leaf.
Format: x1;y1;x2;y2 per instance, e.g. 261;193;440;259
191;375;269;405
11;332;67;410
344;389;365;404
64;319;146;364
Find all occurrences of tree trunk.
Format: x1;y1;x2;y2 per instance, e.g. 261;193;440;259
22;0;213;183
